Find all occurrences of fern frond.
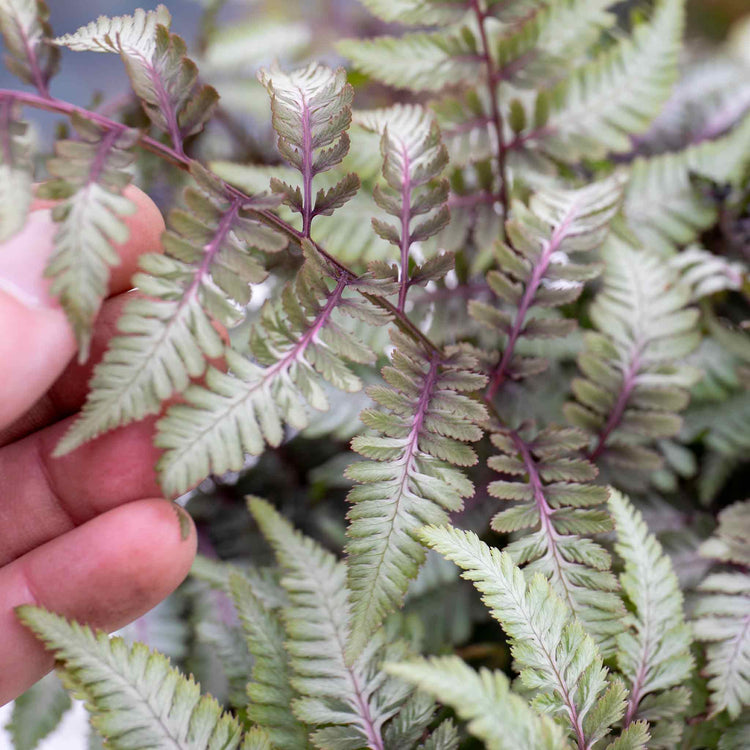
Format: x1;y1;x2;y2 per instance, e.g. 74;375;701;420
40;114;138;361
624;114;750;255
526;0;684;161
0;102;32;241
670;246;746;301
355;0;469;26
7;672;72;750
345;331;487;660
17;606;243;750
241;727;275;750
387;656;569;750
248;497;413;750
488;426;623;655
565;235;701;474
356;105;450;311
228;571;311;750
420;524;627;748
0;0;58;92
693;500;750;720
155;243;389;496
476;176;624;396
54;5;218;150
260;63;358;234
605;722;650;750
55;165;285;457
609;490;693;742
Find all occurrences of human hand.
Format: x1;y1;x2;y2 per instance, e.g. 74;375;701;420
0;187;197;705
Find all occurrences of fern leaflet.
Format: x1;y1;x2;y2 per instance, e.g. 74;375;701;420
0;101;32;242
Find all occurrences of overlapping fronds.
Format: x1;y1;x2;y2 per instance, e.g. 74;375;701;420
670;246;746;301
228;571;311;749
420;525;628;749
345;331;487;659
249;497;420;750
7;672;71;750
473;177;623;395
693;500;750;720
488;426;623;655
0;102;32;241
529;0;684;161
260;63;359;234
356;105;450;310
18;606;243;750
38;115;137;361
565;235;701;473
155;243;390;497
54;5;218;149
56;165;286;457
387;656;569;750
624;114;750;255
0;0;58;92
609;490;693;747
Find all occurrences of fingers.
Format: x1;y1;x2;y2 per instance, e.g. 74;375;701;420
0;498;196;704
0;186;164;431
0;416;162;566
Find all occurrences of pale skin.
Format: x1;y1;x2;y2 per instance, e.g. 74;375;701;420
0;186;197;705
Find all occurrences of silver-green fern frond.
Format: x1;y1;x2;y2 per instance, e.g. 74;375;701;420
41;114;138;361
387;655;569;750
474;176;624;396
488;426;623;655
693;499;750;720
0;102;32;241
7;672;71;750
345;331;487;660
17;606;244;750
56;165;286;457
609;490;694;748
565;235;701;475
670;246;746;302
419;524;628;749
248;497;421;750
54;5;218;151
155;242;389;497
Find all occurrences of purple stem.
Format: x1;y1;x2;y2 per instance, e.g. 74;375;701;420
300;92;314;237
471;0;509;219
397;144;413;313
587;349;642;462
16;18;50;98
486;204;579;399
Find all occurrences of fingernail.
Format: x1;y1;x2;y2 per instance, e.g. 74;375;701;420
0;210;57;309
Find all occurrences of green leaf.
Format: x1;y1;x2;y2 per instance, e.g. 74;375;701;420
55;165;285;457
41;115;138;361
0;104;33;242
609;490;693;735
605;721;651;750
420;525;625;746
17;606;243;750
387;656;569;750
346;333;486;660
7;672;72;750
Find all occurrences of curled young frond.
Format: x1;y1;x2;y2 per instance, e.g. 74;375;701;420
54;5;218;153
0;0;58;94
609;490;693;746
693;500;750;720
356;105;450;311
488;426;623;655
387;656;569;750
0;101;32;241
260;63;359;235
56;165;286;458
248;497;424;750
38;115;138;361
18;606;243;750
565;235;701;476
345;331;487;660
475;176;624;396
419;524;628;749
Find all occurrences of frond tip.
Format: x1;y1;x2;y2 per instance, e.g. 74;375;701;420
17;606;243;750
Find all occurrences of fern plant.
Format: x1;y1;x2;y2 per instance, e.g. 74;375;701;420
1;0;749;748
